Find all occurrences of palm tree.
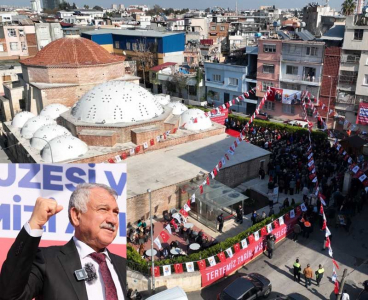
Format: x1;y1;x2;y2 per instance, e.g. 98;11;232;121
341;0;356;16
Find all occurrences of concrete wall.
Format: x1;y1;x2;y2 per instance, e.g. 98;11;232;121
127;270;202;294
356;51;368;97
343;16;368;51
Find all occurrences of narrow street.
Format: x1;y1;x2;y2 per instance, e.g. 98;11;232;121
187;207;368;300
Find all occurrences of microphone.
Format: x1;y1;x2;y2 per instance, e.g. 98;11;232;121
84;262;98;283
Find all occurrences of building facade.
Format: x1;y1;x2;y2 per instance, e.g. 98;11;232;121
337;15;368;131
205;47;258;114
35;23;63;50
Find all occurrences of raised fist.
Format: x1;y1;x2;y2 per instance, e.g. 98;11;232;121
29;197;63;230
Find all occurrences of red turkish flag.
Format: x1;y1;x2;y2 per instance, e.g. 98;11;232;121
218;161;222;168
151;266;160;277
225;154;229;160
159;230;170;242
233;243;240;253
334;280;339;294
174;263;183;274
320;205;324;215
150;139;155;146
108;158;115;163
172;128;177;134
213;168;218;176
248;234;255;244
232;99;236;104
284;213;290;221
332;259;340;270
344;154;349;161
163;133;167;139
187;199;191;207
180;208;188;217
193;118;198;123
309;174;316;181
325;237;330;248
135;145;141;153
121;152;127;160
197;259;206;270
170;219;178;230
261;226;268;236
295;206;301;215
217;252;226;262
206;177;210;185
308;164;315;172
274;219;280;228
199;185;204;194
234;140;238;148
322;219;327;230
225;102;230;108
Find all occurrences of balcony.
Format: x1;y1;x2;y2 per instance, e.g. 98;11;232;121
205;78;224;88
341;54;360;64
335;92;358;112
338;74;357;92
280;74;321;86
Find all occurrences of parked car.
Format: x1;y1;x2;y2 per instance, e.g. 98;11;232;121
146;286;188;300
255;113;270;121
285;120;309;129
218;273;272;300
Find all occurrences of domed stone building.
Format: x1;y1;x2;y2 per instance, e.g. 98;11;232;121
0;37;139;122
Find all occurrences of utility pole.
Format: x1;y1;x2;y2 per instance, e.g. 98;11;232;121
336;269;348;300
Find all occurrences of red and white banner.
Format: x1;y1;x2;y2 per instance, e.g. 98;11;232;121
200;214;299;287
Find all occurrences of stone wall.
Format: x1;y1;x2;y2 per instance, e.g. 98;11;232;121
25;62;125;85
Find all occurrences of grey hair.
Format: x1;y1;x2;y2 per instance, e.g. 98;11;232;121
68;183;118;225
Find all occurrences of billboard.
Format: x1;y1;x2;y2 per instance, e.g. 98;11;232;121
267;87;317;105
356;102;368;125
0;164;127;268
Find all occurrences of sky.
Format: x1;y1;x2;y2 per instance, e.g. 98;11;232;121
7;0;343;11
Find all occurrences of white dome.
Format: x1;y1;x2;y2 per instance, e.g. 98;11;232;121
21;116;56;139
39;104;69;119
154;94;170;106
167;101;188;115
179;109;212;131
41;136;88;162
71;81;164;124
11;111;36;128
30;125;71;150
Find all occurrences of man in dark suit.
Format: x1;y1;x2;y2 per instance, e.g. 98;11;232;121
0;183;127;300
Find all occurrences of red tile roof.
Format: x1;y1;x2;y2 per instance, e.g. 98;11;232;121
150;62;177;72
20;37;125;68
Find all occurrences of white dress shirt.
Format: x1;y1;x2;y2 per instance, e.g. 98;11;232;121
24;223;125;300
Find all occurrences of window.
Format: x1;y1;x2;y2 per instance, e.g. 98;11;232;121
283;83;300;90
132;43;138;51
126;42;131;50
354;29;364;41
10;42;18;51
262;81;274;91
220;26;225;31
263;64;275;74
306;47;317;56
229;78;238;86
213;74;222;82
114;41;120;49
0;44;3;52
211;26;216;30
265;101;275;110
208;90;219;100
289;44;295;53
286;65;298;75
21;42;27;50
53;27;61;35
263;44;276;53
364;75;368;85
282;104;295;114
18;29;25;37
7;28;16;37
188;85;196;95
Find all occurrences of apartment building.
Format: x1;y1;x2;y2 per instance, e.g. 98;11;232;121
35;23;63;50
205;47;258;114
337;15;368;131
208;22;229;44
256;37;325;121
256;39;282;101
0;25;37;58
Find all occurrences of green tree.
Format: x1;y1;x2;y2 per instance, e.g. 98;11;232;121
93;5;103;11
205;7;210;12
58;1;71;10
83;4;89;9
341;0;356;15
72;2;77;9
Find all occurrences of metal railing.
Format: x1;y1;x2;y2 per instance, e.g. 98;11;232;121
341;55;360;64
281;74;321;83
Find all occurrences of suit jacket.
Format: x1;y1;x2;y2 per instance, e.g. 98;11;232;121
0;227;127;300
